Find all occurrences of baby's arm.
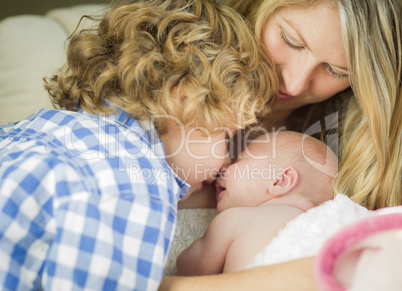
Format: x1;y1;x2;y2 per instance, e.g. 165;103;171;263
176;209;237;276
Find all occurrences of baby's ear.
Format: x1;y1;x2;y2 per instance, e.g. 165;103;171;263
269;167;298;197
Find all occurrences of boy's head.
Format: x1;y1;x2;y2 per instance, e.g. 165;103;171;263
44;0;279;194
45;0;277;134
216;131;338;213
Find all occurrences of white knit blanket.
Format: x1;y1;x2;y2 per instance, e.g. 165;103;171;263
247;194;371;268
165;208;217;276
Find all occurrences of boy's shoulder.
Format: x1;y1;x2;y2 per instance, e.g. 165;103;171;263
0;107;188;201
0;107;169;173
1;108;154;150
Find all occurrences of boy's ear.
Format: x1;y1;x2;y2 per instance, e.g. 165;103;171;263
164;87;188;131
268;167;298;197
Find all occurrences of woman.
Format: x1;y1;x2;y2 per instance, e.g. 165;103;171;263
226;0;401;210
160;0;401;289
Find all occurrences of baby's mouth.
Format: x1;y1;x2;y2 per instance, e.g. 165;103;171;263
215;181;226;200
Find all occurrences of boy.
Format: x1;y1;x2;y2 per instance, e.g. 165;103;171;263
0;0;275;290
176;131;338;275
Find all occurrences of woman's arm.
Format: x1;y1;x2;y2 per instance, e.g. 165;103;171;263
159;256;317;291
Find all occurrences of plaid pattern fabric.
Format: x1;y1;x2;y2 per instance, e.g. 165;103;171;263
0;107;190;291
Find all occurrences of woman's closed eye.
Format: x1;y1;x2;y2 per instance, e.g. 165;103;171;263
281;28;349;80
325;64;349;80
280;29;304;50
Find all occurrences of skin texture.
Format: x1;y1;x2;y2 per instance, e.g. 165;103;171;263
216;132;337;213
159;256;317;291
176;204;305;275
160;116;230;191
263;4;351;127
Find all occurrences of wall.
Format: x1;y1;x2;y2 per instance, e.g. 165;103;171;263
1;0;107;20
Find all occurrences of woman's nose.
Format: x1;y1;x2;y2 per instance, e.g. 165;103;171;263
280;59;315;96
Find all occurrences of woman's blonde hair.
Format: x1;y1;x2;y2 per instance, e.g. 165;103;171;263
223;0;402;209
45;0;277;134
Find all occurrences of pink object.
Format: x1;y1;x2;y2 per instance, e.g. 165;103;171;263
315;210;402;291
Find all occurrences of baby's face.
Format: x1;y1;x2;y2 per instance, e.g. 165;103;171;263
215;141;283;213
215;131;338;213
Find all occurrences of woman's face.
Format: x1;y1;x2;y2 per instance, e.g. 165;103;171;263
262;4;351;116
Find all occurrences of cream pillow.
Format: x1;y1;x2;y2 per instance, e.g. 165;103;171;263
46;4;106;35
0;4;106;125
0;15;67;124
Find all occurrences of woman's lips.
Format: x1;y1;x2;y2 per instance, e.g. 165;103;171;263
278;90;295;101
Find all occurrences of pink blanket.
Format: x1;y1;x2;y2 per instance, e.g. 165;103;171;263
315;206;402;291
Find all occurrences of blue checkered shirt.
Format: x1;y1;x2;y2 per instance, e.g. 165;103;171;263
0;107;190;291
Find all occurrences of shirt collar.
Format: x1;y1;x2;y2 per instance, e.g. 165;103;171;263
108;104;191;199
138;119;190;199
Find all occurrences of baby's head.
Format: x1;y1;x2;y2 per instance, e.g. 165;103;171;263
216;131;338;213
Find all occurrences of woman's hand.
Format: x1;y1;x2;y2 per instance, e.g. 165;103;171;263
159;256;317;291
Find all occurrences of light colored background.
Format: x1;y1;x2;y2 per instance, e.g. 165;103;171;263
0;2;108;124
1;0;107;20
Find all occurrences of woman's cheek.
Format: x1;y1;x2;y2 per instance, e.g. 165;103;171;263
262;24;287;66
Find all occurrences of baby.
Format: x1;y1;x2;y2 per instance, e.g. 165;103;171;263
176;130;338;275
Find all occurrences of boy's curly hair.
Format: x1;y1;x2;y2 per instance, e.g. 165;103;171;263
44;0;277;134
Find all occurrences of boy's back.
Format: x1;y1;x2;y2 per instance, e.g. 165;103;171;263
0;107;182;290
